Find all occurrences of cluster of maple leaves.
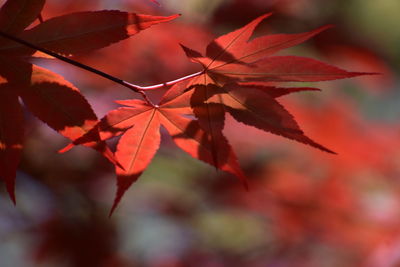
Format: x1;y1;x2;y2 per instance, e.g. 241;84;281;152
0;0;369;214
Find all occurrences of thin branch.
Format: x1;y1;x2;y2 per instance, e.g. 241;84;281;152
0;31;203;106
0;30;143;93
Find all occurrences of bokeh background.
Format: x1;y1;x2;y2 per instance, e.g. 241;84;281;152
1;0;400;266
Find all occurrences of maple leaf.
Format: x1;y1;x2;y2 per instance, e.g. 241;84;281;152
175;13;372;160
180;13;366;81
0;0;178;202
68;82;246;215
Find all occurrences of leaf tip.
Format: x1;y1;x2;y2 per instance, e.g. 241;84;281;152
58;143;74;153
108;202;118;218
344;71;382;79
179;44;203;59
6;182;16;205
246;12;273;30
179;43;188;49
258;12;273;21
315;143;337;154
109;172;142;216
231;167;249;191
10;196;16;206
169;13;181;20
355;72;382;76
101;145;119;166
109;186;124;218
325;148;337;155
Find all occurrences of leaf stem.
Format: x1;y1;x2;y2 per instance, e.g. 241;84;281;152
0;31;203;106
139;71;204;90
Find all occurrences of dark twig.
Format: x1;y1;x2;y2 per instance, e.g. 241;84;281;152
0;31;203;106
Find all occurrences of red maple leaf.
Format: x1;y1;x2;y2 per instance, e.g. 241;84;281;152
69;83;245;215
176;13;371;163
0;0;178;202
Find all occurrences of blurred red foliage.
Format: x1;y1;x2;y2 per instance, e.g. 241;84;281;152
1;1;399;266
